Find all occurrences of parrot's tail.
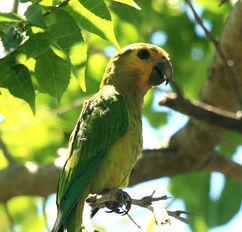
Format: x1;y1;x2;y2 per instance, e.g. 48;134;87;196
65;201;84;232
52;200;85;232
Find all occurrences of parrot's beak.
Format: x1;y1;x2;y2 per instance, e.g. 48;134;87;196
149;57;173;86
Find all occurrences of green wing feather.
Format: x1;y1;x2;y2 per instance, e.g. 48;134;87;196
52;86;129;232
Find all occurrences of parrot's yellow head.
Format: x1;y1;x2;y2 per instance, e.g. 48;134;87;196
101;43;173;96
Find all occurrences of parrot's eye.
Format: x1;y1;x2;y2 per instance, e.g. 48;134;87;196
137;49;150;60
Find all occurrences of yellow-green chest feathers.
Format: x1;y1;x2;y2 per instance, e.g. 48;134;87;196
90;112;142;193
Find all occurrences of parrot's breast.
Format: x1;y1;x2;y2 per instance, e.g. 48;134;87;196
90;115;142;193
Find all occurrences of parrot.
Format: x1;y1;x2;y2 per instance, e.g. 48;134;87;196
52;43;173;232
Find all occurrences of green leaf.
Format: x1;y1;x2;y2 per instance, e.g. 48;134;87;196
170;172;210;230
217;131;242;158
146;111;168;128
143;91;168;128
0;60;35;112
171;172;210;212
113;0;141;10
0;13;23;23
208;178;242;227
20;32;52;58
35;48;71;102
24;4;46;28
68;0;119;48
44;10;87;91
1;26;24;51
20;0;44;2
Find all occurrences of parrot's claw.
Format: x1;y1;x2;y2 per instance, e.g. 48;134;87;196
105;189;131;216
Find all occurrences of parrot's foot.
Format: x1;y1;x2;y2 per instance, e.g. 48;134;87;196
105;189;131;215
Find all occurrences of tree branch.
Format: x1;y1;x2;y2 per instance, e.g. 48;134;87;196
130;149;242;185
159;92;242;133
0;148;241;202
0;162;60;202
205;152;242;180
185;0;242;107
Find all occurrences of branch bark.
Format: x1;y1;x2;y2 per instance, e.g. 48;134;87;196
0;163;60;202
0;149;241;202
159;92;242;133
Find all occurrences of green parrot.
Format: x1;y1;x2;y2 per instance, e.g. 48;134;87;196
52;43;173;232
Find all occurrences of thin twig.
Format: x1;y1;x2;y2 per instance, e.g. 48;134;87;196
159;92;242;133
131;195;171;208
127;213;143;231
167;210;196;224
0;133;16;165
86;189;191;227
185;0;242;107
17;0;71;33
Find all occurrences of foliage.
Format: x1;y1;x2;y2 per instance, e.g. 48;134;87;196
0;0;241;232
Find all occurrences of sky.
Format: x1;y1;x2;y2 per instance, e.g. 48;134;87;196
1;1;242;232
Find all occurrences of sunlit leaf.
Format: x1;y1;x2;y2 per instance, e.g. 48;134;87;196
20;0;43;4
0;13;23;23
40;0;53;5
8;197;45;232
0;60;35;113
44;10;87;91
0;89;64;159
35;48;71;102
0;206;9;232
68;0;119;48
113;0;141;10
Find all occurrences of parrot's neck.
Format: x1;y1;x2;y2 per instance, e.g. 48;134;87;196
102;84;144;116
121;89;144;117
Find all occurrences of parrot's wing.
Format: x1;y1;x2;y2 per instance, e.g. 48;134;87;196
53;87;129;231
